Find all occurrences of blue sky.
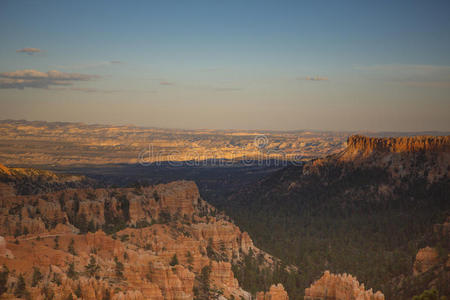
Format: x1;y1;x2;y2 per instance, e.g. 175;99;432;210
0;0;449;131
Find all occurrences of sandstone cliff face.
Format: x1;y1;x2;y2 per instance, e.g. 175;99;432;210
346;135;449;154
256;283;288;300
303;135;450;183
0;235;13;258
413;247;440;276
0;180;275;300
304;271;385;300
388;217;450;300
0;180;202;236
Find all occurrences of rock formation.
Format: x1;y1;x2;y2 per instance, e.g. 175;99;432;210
0;235;13;258
256;283;288;300
0;120;346;166
0;179;278;299
304;271;385;300
346;135;449;154
413;247;440;276
303;135;450;183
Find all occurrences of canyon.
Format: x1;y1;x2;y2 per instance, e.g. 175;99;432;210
0;175;288;299
1;133;449;299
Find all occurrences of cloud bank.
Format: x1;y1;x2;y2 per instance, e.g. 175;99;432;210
0;69;99;89
16;48;41;55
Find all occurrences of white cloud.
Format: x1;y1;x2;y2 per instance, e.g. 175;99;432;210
0;69;99;89
16;48;41;55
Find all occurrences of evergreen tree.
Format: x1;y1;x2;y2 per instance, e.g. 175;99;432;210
54;236;59;250
14;274;29;299
67;261;77;279
74;284;82;298
68;238;76;255
114;257;124;279
413;288;448;300
0;265;9;296
41;284;55;300
195;265;211;299
85;255;100;278
169;254;179;266
87;219;96;233
31;267;43;287
102;289;111;300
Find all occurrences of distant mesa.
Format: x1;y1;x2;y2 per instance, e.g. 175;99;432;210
347;135;450;154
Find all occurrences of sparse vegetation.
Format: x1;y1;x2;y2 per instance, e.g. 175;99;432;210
14;274;30;299
114;257;124;279
85;255;100;278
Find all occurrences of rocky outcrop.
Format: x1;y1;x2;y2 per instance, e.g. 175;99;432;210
346;135;449;154
0;180;204;236
0;163;88;195
256;284;288;300
433;216;450;247
304;135;450;183
0;235;13;258
304;271;385;300
413;247;440;276
0;179;280;300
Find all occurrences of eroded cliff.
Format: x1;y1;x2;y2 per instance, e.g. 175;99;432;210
304;271;385;300
0;179;284;299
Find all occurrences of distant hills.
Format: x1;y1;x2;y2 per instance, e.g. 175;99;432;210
1;119;448;167
0;119;348;166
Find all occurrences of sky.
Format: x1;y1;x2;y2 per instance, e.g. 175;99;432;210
0;0;449;131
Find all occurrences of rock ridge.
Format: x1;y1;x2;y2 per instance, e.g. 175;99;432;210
346;135;449;154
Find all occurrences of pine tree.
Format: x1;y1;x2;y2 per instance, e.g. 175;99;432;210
0;265;9;296
85;255;100;278
169;254;179;266
41;284;55;300
74;284;82;298
31;267;43;287
102;289;111;300
67;261;77;279
114;257;124;279
14;274;29;299
68;238;76;255
54;236;59;250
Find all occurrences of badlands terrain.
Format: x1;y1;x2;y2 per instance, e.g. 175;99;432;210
0;120;350;166
0;164;384;299
0;127;448;299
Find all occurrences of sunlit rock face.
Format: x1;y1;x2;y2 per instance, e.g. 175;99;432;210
346;135;449;154
0;179;278;299
256;283;289;300
304;271;385;300
0;235;14;258
303;135;450;183
0;120;347;165
413;247;440;276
